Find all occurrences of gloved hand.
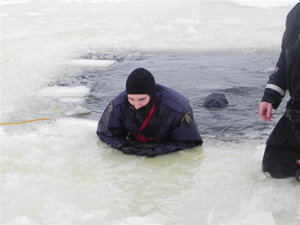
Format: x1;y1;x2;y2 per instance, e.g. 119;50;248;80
121;144;157;157
121;144;144;155
135;146;157;157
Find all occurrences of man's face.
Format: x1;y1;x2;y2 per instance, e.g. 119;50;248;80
127;94;150;110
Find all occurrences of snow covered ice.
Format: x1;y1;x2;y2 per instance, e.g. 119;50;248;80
1;0;300;224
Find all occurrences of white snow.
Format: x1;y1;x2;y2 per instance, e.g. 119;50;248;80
230;0;297;8
1;0;299;224
37;85;90;98
66;59;116;68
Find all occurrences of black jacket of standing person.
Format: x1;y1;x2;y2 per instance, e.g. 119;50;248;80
262;3;300;108
259;3;300;179
97;68;203;157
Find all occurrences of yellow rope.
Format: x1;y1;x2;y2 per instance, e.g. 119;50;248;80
0;118;50;125
0;105;61;125
51;105;59;111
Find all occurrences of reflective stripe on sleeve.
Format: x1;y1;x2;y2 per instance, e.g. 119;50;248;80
265;84;285;96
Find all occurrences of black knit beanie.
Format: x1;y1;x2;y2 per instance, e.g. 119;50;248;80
126;68;156;95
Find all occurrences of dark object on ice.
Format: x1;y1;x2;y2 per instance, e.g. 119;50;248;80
203;93;228;108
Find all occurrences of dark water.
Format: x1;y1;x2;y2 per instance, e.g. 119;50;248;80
55;51;287;143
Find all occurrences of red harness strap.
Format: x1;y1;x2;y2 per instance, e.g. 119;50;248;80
136;101;157;143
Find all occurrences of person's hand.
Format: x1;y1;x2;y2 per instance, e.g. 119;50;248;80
135;147;157;157
259;102;273;122
121;144;157;157
121;144;144;155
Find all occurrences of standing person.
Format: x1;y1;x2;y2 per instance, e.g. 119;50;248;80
97;68;203;157
259;2;300;180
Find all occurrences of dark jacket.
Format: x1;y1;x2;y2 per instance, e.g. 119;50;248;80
262;2;300;109
97;84;203;155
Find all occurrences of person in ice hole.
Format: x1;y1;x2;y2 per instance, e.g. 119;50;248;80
97;68;203;157
259;2;300;180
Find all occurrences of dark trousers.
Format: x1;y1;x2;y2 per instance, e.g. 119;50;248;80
262;145;300;178
262;110;300;178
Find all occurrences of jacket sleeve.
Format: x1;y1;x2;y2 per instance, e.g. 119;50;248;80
153;111;203;155
96;101;129;150
261;9;293;110
261;49;287;109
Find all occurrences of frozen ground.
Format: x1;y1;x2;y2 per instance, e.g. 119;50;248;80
1;0;300;225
